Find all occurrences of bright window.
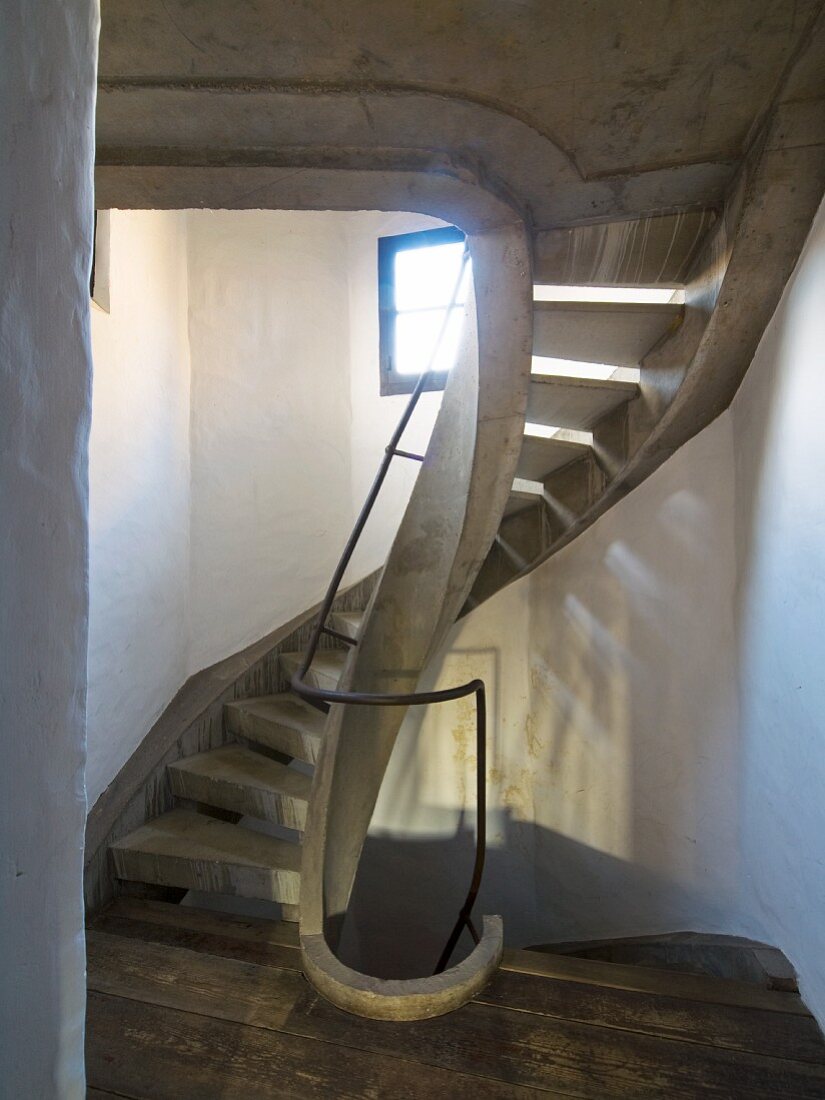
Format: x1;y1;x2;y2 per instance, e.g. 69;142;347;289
378;225;469;395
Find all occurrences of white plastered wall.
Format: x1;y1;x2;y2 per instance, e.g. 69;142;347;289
87;209;443;806
353;200;825;1026
0;2;97;1095
731;197;825;1025
88;210;191;807
186;210;354;671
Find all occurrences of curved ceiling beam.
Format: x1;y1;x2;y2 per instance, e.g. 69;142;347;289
94;162;526;237
96;83;734;228
98;0;819;184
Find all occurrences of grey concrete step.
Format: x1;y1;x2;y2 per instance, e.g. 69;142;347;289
533;300;682;366
516;429;592;481
328;609;364;641
280;648;347;692
167;745;311;830
504;479;545;517
110;808;301;904
528;374;639;430
224;693;325;764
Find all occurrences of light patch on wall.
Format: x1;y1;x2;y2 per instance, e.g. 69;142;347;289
603;539;663;605
562;592;635;666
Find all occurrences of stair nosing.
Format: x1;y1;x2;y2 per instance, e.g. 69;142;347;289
530;374;639;394
533;300;683;316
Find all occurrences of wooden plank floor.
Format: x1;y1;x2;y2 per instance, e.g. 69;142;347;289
86;899;825;1099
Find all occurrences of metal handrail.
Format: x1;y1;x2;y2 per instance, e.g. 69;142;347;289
291;245;489;973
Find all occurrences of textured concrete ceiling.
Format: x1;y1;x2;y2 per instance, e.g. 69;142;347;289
97;1;824;227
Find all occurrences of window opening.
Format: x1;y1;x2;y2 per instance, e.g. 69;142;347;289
378;225;469;396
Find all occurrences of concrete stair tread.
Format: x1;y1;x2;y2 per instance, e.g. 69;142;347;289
111;809;302;871
280;648;347;690
504;480;544;516
224;693;325;763
517;432;591;481
110;809;301;904
528;374;639;430
533;300;683;316
168;745;311;828
533;299;683;367
328;609;364;639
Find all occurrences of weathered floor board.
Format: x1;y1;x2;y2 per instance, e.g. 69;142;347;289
92;910;824;1064
86;901;825;1100
87;993;547;1099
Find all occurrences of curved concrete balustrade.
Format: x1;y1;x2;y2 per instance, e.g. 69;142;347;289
299;223;532;1019
95;163;526;236
302;917;504;1021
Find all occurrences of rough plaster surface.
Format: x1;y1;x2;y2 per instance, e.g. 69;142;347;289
186;210;353;671
87;209;442;806
185;209;441;669
352;202;825;1026
88;210;191;807
0;1;97;1095
731;198;825;1026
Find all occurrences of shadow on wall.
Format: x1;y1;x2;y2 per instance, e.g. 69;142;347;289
339;410;743;980
341;813;736;981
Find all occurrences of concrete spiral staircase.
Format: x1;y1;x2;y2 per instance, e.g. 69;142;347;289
110;614;364;925
86;0;825;1039
471;291;683;608
106;257;687;1019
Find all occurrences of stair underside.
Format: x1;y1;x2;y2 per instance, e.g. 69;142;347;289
528;374;639;430
517;432;591;481
110;808;302;904
476;297;686;602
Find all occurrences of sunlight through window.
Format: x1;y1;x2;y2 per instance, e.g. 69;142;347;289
379;225;471;394
394;241;470;375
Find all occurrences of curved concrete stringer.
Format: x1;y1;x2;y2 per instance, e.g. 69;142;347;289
302;917;504;1021
299;222;532;1019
